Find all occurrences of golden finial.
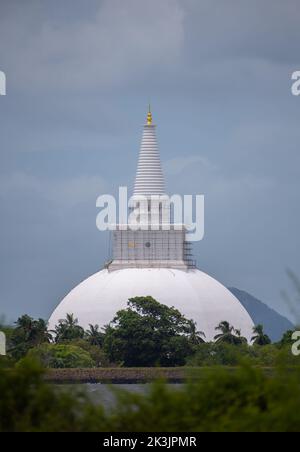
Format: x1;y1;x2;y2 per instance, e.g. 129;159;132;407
147;104;152;125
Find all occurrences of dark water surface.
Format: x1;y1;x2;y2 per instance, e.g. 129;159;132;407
61;383;182;410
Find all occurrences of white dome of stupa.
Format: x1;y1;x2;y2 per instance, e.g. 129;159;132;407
49;268;254;342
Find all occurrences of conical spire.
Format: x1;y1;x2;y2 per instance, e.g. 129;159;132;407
133;108;165;197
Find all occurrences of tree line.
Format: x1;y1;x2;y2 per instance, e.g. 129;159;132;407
1;296;297;368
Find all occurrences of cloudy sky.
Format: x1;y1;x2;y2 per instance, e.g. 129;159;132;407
0;0;299;322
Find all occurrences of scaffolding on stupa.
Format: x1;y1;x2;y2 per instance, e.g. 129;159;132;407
108;225;196;271
108;107;197;272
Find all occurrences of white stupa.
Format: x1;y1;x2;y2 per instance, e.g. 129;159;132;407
49;109;254;341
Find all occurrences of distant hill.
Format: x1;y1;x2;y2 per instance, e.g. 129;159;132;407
229;287;294;342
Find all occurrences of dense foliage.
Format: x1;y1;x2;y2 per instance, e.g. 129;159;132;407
103;296;199;366
53;313;85;343
214;321;248;345
9;315;51;360
0;358;300;432
0;297;297;368
1;293;299;432
186;342;298;367
0;359;105;432
26;344;95;368
251;324;272;346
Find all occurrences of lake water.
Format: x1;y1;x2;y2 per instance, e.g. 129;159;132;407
62;383;182;410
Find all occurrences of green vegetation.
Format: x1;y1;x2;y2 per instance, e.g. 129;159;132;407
186;342;298;367
85;324;105;347
62;339;110;367
280;330;296;346
26;344;95;369
0;358;106;432
9;315;51;361
251;324;271;346
1;358;300;432
1;296;298;369
1;291;299;431
103;296;197;366
214;321;247;345
53;313;85;343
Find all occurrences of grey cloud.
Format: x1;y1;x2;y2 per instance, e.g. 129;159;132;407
0;0;184;93
0;0;299;323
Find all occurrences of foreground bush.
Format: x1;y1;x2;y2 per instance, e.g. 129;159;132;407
0;359;106;432
1;358;300;432
111;365;300;432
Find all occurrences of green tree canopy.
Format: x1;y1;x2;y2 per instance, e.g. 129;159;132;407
279;330;296;347
104;296;198;366
251;325;271;346
53;314;85;343
85;324;105;347
214;321;247;345
10;315;51;360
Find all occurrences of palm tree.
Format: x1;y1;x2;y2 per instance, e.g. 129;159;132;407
188;320;206;345
86;324;104;347
214;321;247;345
65;313;78;327
234;328;248;344
251;325;271;346
54;313;85;343
279;330;295;347
14;315;51;345
30;318;52;345
14;315;34;340
10;315;52;359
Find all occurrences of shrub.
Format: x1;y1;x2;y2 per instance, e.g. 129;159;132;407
26;344;95;369
186;343;297;367
63;339;112;367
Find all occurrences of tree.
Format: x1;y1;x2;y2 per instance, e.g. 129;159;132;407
214;321;247;345
188;320;206;345
251;325;271;346
278;330;296;347
234;329;248;345
85;324;104;347
14;315;51;345
104;296;197;366
53;314;85;343
10;315;52;360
